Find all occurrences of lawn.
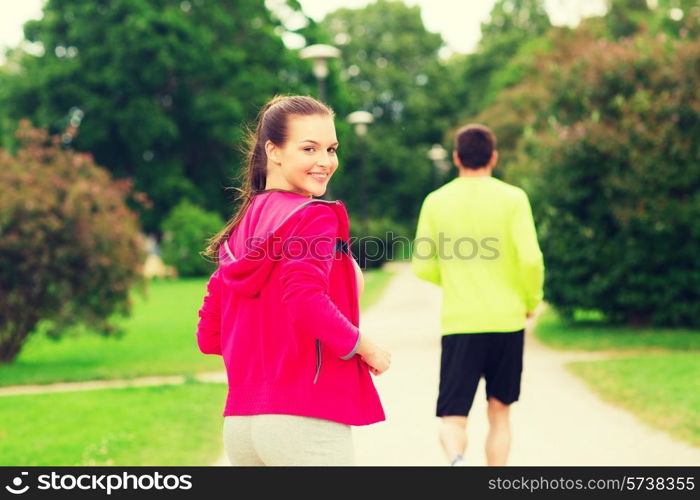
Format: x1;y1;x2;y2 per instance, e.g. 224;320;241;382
359;268;395;311
0;268;395;387
569;354;700;447
0;382;226;466
0;279;222;387
0;267;396;466
534;306;700;447
534;306;700;352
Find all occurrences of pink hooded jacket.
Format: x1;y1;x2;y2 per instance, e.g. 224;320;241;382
196;191;385;426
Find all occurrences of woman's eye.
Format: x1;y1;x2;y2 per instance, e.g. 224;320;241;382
328;147;337;154
303;147;315;152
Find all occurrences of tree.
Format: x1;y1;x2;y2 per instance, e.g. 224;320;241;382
1;0;313;232
0;121;145;363
322;0;460;237
160;200;223;277
481;29;700;326
648;0;700;39
604;0;650;39
604;0;700;40
480;0;551;44
455;0;552;120
466;0;700;185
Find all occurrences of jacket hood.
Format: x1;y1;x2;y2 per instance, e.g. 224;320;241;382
218;191;349;297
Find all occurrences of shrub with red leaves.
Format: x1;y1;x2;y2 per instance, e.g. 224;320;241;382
0;121;145;363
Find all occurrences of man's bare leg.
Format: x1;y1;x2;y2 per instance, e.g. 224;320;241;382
485;397;511;465
440;415;468;465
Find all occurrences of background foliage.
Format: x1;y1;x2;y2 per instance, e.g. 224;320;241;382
473;4;700;326
0;121;144;362
0;0;318;232
1;0;699;336
160;200;223;277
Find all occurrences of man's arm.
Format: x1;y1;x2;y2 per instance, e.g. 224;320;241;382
412;197;441;286
511;191;544;313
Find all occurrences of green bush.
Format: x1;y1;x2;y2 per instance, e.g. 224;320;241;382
160;201;223;277
529;37;700;326
476;26;700;327
0;121;145;363
350;217;411;270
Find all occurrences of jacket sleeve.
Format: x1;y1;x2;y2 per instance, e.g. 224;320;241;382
510;191;545;312
196;268;223;355
412;196;442;285
279;204;360;360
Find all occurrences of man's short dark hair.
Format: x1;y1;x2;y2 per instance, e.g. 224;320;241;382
455;124;496;169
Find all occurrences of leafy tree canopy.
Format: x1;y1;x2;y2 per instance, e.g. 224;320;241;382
1;0;315;231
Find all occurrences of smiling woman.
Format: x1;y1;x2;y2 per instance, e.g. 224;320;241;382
196;95;391;466
264;113;339;198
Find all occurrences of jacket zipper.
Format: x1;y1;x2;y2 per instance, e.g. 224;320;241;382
278;198;337;385
313;339;322;384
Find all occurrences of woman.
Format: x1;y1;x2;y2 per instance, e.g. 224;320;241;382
196;95;390;466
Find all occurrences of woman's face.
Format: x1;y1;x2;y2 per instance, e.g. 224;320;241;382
265;113;339;198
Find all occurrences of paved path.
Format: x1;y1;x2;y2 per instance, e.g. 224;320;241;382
350;262;700;466
0;372;227;397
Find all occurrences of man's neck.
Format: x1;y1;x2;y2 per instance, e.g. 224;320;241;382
458;167;492;178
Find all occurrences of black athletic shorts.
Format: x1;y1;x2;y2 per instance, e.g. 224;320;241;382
436;330;524;417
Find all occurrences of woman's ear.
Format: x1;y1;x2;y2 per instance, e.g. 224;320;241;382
265;140;281;166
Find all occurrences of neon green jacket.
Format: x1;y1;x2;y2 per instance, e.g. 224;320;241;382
412;176;544;334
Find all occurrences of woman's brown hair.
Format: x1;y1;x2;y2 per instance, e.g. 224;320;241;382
202;95;334;261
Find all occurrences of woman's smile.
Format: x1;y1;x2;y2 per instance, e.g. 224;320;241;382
308;172;330;182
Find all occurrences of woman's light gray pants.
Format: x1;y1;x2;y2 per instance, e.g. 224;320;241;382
223;414;354;466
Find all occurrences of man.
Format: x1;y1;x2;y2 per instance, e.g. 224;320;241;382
412;124;544;466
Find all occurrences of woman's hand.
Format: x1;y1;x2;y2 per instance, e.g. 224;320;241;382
357;336;391;375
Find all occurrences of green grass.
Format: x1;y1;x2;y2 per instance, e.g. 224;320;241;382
0;269;396;387
359;268;395;311
534;306;700;352
569;354;700;447
533;306;700;448
0;267;397;466
0;279;222;387
0;382;226;466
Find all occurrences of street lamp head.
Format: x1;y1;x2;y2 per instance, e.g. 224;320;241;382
347;110;374;137
428;144;450;177
427;144;447;162
300;44;341;80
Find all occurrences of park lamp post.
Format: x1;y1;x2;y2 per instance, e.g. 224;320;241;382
347;111;374;237
299;44;340;103
427;143;449;189
300;44;340;200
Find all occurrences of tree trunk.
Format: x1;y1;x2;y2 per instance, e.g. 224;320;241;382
626;310;651;328
0;318;36;364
